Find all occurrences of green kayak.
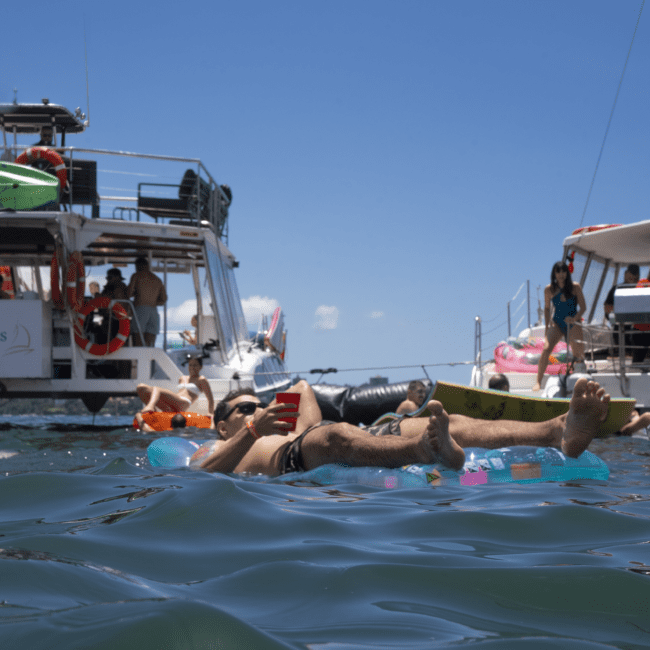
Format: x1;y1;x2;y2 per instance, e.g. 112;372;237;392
0;160;59;210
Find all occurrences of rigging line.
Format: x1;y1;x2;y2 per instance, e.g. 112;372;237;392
250;360;476;376
482;320;509;336
577;0;645;231
510;282;526;303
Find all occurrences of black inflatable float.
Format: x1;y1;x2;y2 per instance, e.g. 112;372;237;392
309;379;434;425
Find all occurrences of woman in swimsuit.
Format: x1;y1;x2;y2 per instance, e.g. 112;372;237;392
533;261;587;392
136;356;215;415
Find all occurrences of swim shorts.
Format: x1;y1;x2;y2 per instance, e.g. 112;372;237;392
278;418;403;474
134;305;160;335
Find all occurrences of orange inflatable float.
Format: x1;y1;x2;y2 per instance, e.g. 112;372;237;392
134;411;213;431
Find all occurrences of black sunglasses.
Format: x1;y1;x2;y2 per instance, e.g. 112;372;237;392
221;401;266;421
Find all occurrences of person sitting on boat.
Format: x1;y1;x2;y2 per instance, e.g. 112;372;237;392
197;377;609;477
88;281;101;299
135;412;188;433
34;126;54;147
533;261;587;392
127;257;167;347
603;264;642;357
180;314;198;346
395;380;428;415
488;374;510;392
136;356;214;416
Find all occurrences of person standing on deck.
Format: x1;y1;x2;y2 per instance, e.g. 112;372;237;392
127;257;167;347
533;261;587;392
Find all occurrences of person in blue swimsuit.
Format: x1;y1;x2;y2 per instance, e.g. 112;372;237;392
533;261;587;392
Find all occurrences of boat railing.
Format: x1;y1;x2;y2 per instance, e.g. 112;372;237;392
6;145;232;241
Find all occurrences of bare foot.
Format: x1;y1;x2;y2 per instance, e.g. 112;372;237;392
532;381;541;392
563;378;610;457
420;401;465;471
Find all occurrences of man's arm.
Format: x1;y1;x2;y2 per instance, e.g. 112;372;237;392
396;400;417;415
156;281;168;306
200;404;295;473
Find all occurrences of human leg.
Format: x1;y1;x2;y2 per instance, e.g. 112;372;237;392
533;324;564;391
299;404;465;471
398;378;609;458
568;323;585;362
137;383;190;412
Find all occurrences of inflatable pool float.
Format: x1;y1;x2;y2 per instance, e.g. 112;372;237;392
134;411;212;431
147;437;609;486
494;336;568;374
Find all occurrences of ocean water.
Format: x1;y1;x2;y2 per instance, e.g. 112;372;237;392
1;414;649;649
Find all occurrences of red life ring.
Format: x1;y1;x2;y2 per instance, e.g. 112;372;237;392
66;251;85;310
50;252;65;309
15;147;68;189
571;224;622;236
73;297;131;355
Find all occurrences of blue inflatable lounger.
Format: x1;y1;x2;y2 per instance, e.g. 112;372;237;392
147;437;609;487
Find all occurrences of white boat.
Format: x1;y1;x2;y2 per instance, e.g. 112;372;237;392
0;99;290;413
471;222;650;407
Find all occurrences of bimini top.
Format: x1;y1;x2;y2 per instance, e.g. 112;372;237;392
563;221;650;266
0;101;86;135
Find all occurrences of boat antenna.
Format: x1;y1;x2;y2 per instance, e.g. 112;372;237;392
576;0;645;232
83;19;90;126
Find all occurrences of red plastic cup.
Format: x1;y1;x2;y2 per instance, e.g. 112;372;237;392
275;392;300;431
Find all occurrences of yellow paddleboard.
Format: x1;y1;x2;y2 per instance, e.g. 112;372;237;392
373;380;635;438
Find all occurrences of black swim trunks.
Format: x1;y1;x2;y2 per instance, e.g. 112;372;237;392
278;418;403;474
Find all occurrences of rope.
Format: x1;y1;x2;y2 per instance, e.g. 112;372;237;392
246;359;476;378
576;0;645;231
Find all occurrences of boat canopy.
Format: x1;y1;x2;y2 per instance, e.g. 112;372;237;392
563;221;650;265
0;102;86;134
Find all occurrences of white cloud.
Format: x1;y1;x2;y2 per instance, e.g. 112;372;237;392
166;299;198;328
314;305;339;330
369;311;384;319
242;295;280;330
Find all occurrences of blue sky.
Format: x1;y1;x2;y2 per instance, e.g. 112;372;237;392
3;0;649;387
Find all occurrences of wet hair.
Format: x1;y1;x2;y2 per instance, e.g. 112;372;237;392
551;261;575;299
408;380;426;392
213;387;256;423
188;355;203;368
488;374;510;392
170;413;187;429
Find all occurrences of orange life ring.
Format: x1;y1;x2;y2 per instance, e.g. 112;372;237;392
50;252;65;309
15;147;67;189
133;411;213;431
73;297;131;355
571;224;622;236
66;251;85;310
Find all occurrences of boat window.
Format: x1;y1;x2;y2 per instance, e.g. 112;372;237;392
581;258;606;324
204;239;248;355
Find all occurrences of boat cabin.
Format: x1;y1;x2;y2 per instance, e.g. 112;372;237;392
0;99;289;413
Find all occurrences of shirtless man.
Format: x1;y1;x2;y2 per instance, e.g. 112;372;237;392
198;377;610;476
395;380;428;415
127;257;167;347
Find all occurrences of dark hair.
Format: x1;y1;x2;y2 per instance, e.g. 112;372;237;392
626;264;640;278
135;256;148;269
213;387;256;422
171;413;187;429
551;261;575;299
488;374;510;392
188;355;203;368
408;380;426;392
